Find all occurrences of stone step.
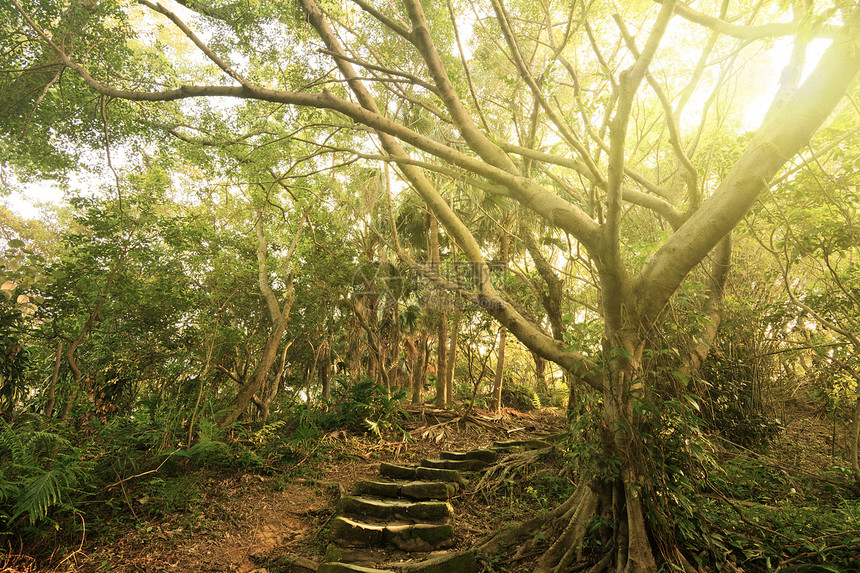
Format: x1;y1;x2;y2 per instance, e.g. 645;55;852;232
491;444;523;454
339;496;453;521
420;458;491;472
378;462;419;480
318;563;396;573
492;438;552;450
416;466;463;484
331;516;454;551
322;550;477;573
440;449;499;464
392;551;477;573
324;545;392;566
354;480;458;501
379;463;463;485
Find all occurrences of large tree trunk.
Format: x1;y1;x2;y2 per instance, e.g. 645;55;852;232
483;328;663;572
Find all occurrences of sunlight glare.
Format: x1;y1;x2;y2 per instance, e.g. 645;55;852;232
742;37;832;129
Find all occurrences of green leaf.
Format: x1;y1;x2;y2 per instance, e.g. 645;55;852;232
10;468;76;525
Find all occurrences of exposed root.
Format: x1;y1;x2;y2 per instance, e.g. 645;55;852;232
473;446;552;494
479;470;670;573
478;481;580;555
532;485;598;572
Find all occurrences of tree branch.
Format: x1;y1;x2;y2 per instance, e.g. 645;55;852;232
657;0;840;40
638;8;860;324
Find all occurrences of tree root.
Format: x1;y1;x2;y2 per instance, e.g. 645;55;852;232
478;473;673;573
532;485;598;572
472;446;551;494
478;480;578;555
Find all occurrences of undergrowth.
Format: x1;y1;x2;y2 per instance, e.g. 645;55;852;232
0;378;409;565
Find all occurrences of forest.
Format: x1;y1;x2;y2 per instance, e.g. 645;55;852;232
0;0;858;571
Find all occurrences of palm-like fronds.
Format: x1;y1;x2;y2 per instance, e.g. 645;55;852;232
10;468;81;524
0;419;88;526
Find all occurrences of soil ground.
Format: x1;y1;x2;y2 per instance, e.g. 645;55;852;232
2;399;855;573
6;407;565;573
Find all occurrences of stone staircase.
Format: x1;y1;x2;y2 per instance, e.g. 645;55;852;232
318;436;556;573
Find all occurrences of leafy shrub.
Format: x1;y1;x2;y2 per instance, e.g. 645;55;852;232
699;363;783;447
500;385;537;411
321;377;406;434
0;417;90;528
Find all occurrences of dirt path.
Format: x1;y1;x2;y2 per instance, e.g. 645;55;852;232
50;408;564;573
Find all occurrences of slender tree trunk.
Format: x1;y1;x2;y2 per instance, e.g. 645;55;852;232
43;341;63;418
492;326;506;414
428;212;448;407
218;212;299;428
251;338;293;421
389;306;401;389
319;339;332;400
187;317;219;447
413;330;428;404
436;316;448;407
461;331;495;420
305;363;312;406
532;350;548;396
220;313;292;427
65;238;133;413
405;337;416;393
60;384;79;420
446;309;459;405
367;315;379;383
347;316;362;381
491;230;511;414
852;396;860;484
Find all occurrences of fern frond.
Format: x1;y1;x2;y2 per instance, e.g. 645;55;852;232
0;419;29;465
0;474;20;503
0;421;72;467
364;419;382;438
9;468;78;525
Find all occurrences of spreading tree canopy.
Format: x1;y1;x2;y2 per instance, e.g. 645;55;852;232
2;0;859;570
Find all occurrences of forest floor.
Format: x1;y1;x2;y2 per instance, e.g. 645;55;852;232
6;397;858;573
33;406;567;573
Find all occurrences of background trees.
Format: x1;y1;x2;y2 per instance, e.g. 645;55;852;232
0;0;859;571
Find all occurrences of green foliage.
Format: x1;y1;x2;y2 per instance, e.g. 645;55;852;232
320;377;406;435
0;310;29;415
698;363;784;447
499;384;539;412
9;468;82;525
698;296;784;447
0;418;90;527
699;460;860;570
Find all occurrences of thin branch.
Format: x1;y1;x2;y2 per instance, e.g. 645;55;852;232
351;0;414;43
137;0;249;87
657;0;840;40
614;16;699;209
